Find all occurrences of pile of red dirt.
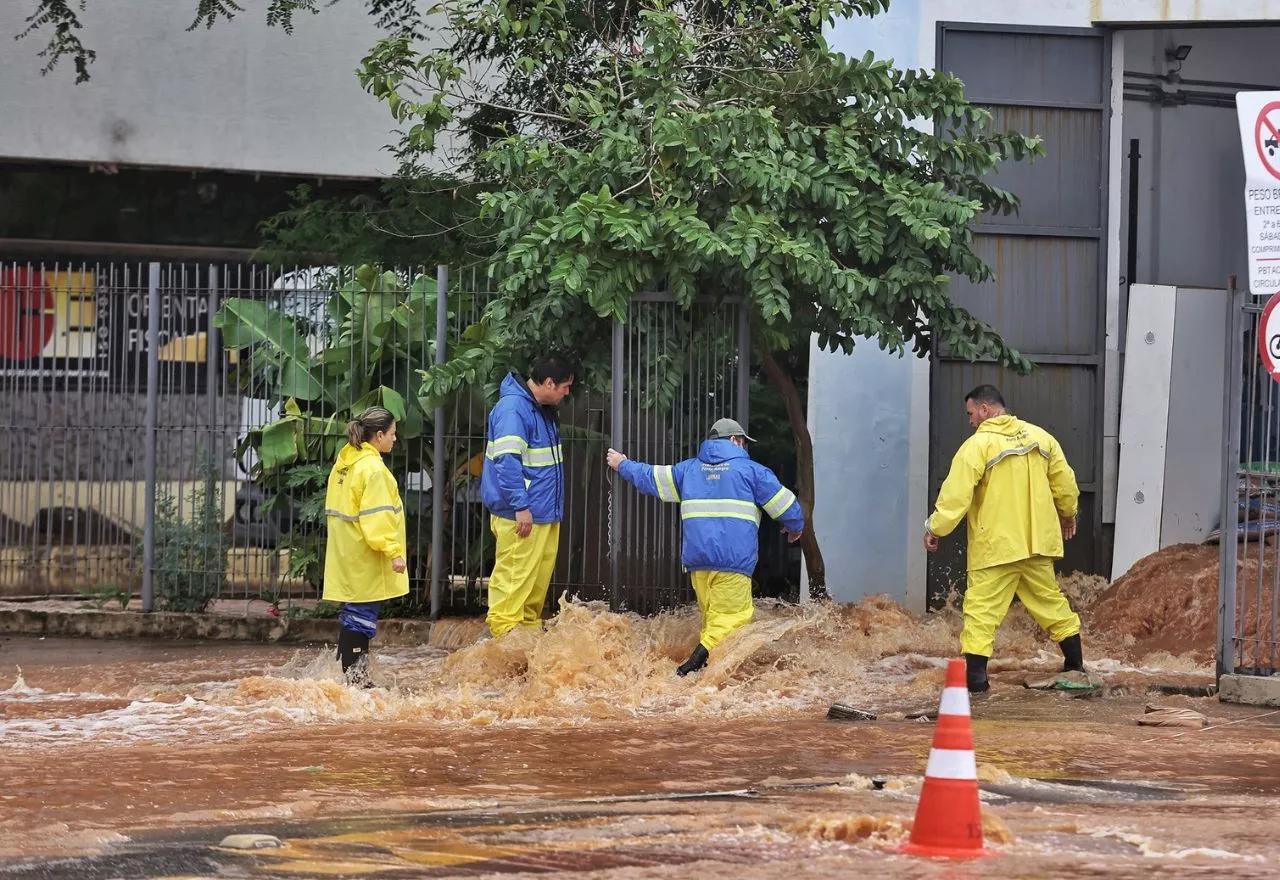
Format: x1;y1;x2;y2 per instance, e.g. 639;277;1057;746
1086;542;1277;663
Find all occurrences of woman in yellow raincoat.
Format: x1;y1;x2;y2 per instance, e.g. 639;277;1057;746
323;406;408;686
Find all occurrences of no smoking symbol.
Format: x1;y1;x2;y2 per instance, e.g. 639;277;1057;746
1256;101;1280;181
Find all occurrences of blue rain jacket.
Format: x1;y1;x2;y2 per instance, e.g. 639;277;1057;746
481;372;565;523
618;439;805;576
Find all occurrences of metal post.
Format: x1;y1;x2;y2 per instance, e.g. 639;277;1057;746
430;265;448;619
141;263;161;613
1218;279;1245;679
736;303;751;429
610;316;625;611
206;266;220;450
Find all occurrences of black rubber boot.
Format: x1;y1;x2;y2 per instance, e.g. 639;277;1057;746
676;644;710;677
964;653;990;694
1060;634;1084;673
337;628;374;688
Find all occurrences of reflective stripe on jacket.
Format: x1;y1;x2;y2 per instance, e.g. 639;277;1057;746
481;372;564;523
927;414;1079;571
323;442;410;603
618;439;805;577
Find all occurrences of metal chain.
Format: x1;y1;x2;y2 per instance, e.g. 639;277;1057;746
605;477;615;560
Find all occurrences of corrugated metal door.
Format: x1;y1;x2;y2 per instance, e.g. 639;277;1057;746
928;24;1111;606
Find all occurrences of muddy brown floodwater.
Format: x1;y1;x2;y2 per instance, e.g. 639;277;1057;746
1;591;1279;879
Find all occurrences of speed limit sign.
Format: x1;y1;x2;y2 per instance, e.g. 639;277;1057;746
1259;292;1280;382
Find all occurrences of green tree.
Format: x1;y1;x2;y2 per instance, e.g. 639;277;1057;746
354;0;1040;595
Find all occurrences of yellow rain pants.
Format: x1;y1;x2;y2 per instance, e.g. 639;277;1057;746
690;571;754;650
960;556;1081;657
487;517;560;637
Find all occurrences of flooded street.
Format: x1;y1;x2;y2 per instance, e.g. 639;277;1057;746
2;595;1279;878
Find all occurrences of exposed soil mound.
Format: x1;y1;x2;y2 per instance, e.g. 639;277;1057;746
1087;543;1277;663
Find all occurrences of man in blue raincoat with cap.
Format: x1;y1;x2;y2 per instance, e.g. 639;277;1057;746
606;418;805;676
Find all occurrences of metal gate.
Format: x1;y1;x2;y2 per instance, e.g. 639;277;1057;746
928;24;1113;604
608;293;751;614
1218;285;1280;677
0;260;748;617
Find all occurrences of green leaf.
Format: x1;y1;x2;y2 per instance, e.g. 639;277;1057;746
260;418;302;471
280;359;325;401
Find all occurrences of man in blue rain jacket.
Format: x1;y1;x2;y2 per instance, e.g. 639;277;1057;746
606;418;805;675
481;355;576;637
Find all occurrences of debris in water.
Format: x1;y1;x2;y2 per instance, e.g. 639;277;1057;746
218;833;284;850
1149;683;1218;698
1137;705;1208;729
827;703;877;722
1024;674;1060;690
1024;671;1105;692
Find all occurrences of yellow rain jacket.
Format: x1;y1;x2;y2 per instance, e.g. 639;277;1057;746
927;415;1078;571
322;443;409;603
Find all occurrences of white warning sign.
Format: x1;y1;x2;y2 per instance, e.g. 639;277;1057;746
1238;92;1280;296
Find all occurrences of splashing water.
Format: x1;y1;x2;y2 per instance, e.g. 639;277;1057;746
3;668;40;696
1;579;1213;748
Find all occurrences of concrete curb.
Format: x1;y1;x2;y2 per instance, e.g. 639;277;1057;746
0;607;445;647
1219;673;1280;708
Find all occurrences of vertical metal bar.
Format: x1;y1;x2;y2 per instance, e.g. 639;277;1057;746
207;266;220;436
1257;355;1274;671
610;316;624;611
1219;283;1244;679
430;265;448;620
141;263;161;612
736;302;751;429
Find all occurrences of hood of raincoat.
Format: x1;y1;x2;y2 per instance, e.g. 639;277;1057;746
976;414;1025;438
697;438;748;465
334;441;381;473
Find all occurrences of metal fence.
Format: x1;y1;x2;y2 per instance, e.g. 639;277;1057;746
0;260;750;616
1218;284;1280;677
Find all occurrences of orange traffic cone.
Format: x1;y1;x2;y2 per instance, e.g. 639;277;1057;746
899;657;992;859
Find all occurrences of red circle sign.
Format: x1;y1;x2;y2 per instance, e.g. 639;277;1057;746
0;268;55;361
1256;102;1280;181
1258;292;1280;381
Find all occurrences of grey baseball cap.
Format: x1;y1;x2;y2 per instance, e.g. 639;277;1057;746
708;418;755;443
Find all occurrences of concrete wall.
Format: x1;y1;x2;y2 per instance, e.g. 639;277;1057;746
813;0;929;611
0;3;402;177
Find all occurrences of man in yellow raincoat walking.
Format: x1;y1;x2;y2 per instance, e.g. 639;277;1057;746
924;385;1083;693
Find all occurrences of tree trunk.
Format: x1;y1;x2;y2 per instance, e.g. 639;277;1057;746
759;347;828;601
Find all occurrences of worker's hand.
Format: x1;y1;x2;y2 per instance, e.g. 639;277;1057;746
923;530;939;553
606;448;627;471
785;528;803;544
391;557;407;573
1060;515;1077;541
515;508;534;538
